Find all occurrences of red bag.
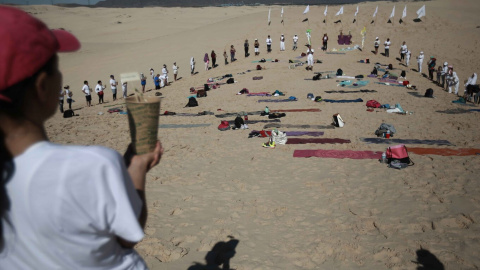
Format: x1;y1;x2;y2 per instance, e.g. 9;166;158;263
366;100;381;108
218;121;230;131
386;144;414;165
402;81;410;86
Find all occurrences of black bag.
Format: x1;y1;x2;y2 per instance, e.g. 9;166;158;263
185;97;198;107
234;116;244;128
355;75;364;79
204;84;210;91
197;89;207;97
424;88;434;98
63;109;74;118
388;64;393;70
227;78;234;84
336;68;343;76
314;96;322;102
312;74;321;81
400;70;406;78
371;67;378;75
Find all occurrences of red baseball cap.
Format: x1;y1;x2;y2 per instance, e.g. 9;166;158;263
0;6;80;99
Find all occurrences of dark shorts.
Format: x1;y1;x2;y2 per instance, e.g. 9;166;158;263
141;80;146;86
155;85;160;90
86;95;92;101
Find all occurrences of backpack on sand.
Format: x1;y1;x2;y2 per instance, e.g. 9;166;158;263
197;89;207;98
312;74;321;81
185;97;198;107
234;116;244;129
366;100;381;108
336;68;343;76
424;88;434;98
227;78;234;84
386;144;414;167
332;113;345;127
63;109;74;118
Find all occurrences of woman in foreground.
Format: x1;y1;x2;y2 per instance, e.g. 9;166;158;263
0;6;163;269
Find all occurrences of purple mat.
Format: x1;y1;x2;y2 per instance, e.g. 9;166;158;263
294;149;383;159
247;93;271;96
251;130;324;137
286;138;350;144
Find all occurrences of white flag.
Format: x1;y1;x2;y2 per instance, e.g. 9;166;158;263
390;5;395;18
324;5;328;17
373;6;378;18
303;5;309;15
268;8;271;23
416;5;426;18
402;5;407;18
281;7;283;18
335;6;344;16
355;6;359;17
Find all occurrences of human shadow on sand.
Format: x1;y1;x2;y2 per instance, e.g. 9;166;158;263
412;248;445;270
188;236;239;270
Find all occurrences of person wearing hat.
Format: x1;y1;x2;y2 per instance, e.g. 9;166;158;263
64;85;73;109
428;56;436;80
244;39;249;57
109;74;118;101
293;34;299;51
172;63;178;81
0;6;164;269
266;35;272;53
280;34;285;51
374;37;380;55
254;38;260;55
417;51;424;73
441;62;449;89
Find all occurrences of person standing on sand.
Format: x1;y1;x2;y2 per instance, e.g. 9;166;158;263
154;74;160;90
266;35;272;53
293;35;298;51
399;41;407;63
230;45;236;62
204;53;209;71
384;38;391;57
122;82;127;99
406;50;411;66
95;80;105;104
254;39;260;56
162;64;168;86
0;7;164;269
172;63;178;81
140;73;146;92
446;66;460;95
190;57;195;75
428;56;436;80
244;39;249;57
223;50;228;64
211;50;216;68
374;37;380;55
109;75;118;101
306;44;314;71
322;33;328;51
441;62;448;89
65;85;73;110
82;80;92;107
417;51;424;73
280;34;285;51
59;87;65;113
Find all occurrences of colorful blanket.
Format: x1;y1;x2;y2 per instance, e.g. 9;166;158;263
264;123;335;129
294;149;383;159
249;130;324;138
325;90;377;93
215;111;263;118
360;138;454;146
286;138;350;144
408;148;480;156
322;98;363;103
228;119;280;125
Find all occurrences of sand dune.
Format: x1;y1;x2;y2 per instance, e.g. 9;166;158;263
19;0;480;269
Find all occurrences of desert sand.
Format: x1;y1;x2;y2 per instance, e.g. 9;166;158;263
19;0;480;269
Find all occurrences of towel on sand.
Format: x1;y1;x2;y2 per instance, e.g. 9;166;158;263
294;149;383;159
264;123;335;129
286;138;350;144
360;138;453;146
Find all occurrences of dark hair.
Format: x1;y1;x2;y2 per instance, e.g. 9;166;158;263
0;55;56;251
84;80;88;84
98;80;101;84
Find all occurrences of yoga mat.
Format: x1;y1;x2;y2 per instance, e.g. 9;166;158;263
271;108;320;112
247;92;271;96
286;138;351;144
470;109;480;112
250;130;324;137
360;138;454;146
258;99;297;103
325;90;377;93
408;148;480;156
323;98;363;103
264;123;335;129
294;149;383;159
326;52;346;55
228;119;280;125
159;124;211;128
375;82;406;87
436;108;471;114
215;111;263;118
251;59;272;63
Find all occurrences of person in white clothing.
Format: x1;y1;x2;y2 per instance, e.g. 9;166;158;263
293;35;298;51
82;80;92;107
280;34;285;51
399;41;407;63
374;37;380;55
306;45;314;71
266;35;272;53
464;73;477;101
95;80;106;104
417;51;424;73
122;81;128;98
161;64;168;86
64;85;73;110
172;62;178;81
150;68;155;84
384;38;391;57
406;50;411;66
441;62;449;89
110;75;118;101
190;57;195;75
0;7;164;270
446;66;460;95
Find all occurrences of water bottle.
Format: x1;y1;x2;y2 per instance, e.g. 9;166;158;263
265;106;269;114
244;114;248;121
381;152;387;163
386;130;391;138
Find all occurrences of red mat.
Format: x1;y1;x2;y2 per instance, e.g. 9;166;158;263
287;138;350;144
408;148;480;156
293;149;383;159
271;108;321;112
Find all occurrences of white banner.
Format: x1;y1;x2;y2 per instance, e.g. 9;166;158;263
390;5;395;18
402;5;407;18
355;6;359;17
281;7;283;18
373;6;378;18
324;5;328;17
416;5;426;18
303;5;309;15
335;6;344;16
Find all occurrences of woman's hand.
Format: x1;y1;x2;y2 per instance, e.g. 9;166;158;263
124;141;164;190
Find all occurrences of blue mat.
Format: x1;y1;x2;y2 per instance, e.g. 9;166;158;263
159;124;211;128
323;98;363;103
360;138;454;146
258;99;297;103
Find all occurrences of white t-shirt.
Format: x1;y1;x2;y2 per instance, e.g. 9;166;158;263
82;84;90;96
162;67;168;75
384;41;391;49
173;65;178;74
401;44;407;54
293;36;298;43
65;89;72;100
122;82;128;92
110;79;117;90
307;48;314;56
59;89;64;100
95;84;105;94
0;142;146;270
266;38;272;45
280;36;285;42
